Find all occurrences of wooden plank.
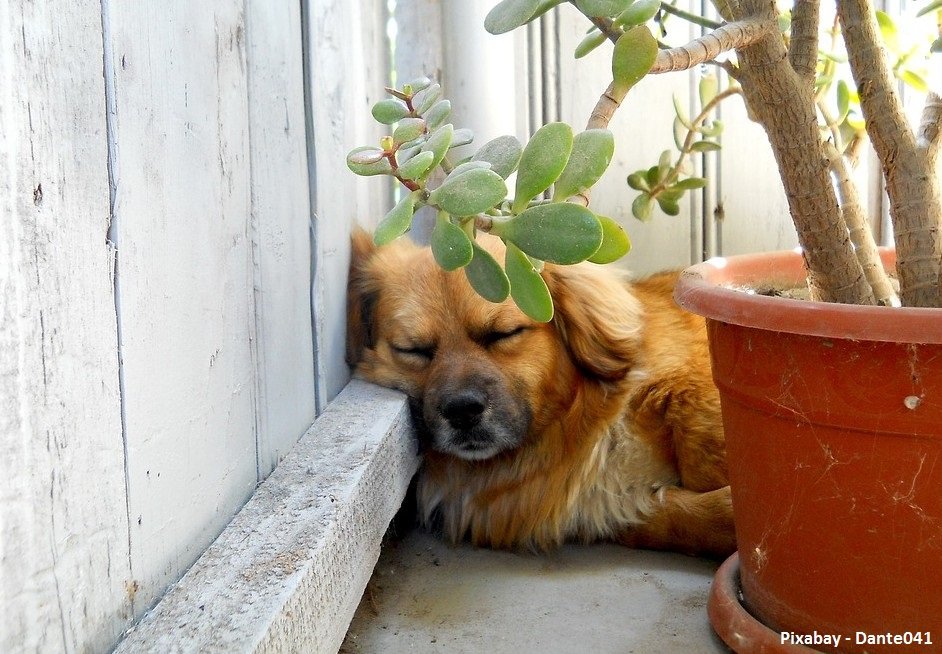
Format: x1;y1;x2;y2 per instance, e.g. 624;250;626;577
307;0;391;411
440;1;522;153
0;1;132;651
713;77;798;256
555;3;698;274
245;0;317;478
113;381;419;654
104;1;259;613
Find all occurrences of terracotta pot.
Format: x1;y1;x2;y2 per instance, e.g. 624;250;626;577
674;249;942;654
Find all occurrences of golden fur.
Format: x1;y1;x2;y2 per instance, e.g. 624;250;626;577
346;229;734;557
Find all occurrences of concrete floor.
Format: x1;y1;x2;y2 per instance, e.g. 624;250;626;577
342;529;731;654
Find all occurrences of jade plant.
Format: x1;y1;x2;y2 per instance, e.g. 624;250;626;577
350;0;942;314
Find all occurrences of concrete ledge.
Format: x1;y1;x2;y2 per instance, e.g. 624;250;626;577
114;380;418;653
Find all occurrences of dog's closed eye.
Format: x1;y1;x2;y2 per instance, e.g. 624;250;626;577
392;343;436;362
481;326;527;347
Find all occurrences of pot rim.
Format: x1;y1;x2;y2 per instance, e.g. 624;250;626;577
674;248;942;343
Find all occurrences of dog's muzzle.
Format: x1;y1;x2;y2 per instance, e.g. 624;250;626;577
421;377;530;461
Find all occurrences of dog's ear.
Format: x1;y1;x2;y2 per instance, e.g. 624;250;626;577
346;228;378;367
543;263;644;382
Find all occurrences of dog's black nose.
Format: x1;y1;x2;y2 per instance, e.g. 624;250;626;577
441;389;487;430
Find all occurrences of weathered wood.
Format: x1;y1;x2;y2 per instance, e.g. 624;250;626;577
112;381;418;654
105;1;259;612
0;1;132;651
712;82;798;256
245;0;317;477
307;0;391;411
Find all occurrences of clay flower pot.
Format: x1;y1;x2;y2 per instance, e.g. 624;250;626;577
674;249;942;654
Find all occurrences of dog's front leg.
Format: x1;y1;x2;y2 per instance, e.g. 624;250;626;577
615;485;736;558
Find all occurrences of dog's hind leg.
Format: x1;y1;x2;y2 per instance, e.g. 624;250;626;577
614;485;736;558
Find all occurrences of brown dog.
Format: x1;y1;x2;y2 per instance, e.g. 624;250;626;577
346;229;735;558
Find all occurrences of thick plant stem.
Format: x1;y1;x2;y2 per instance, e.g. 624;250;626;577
732;0;873;304
837;0;942;307
586;17;774;132
787;0;819;86
917;92;941;168
824;142;898;305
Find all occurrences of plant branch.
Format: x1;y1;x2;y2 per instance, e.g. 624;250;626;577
586;16;773;132
660;3;723;30
651;16;776;73
838;0;942;306
815;100;844;153
734;0;873;304
918;91;942;165
588;16;623;43
649;86;742;197
788;0;820;85
824;141;898;305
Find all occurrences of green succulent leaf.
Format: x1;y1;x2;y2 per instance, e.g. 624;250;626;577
472;135;524;179
406;76;433;92
899;70;928;93
626;171;649;191
431;214;473;271
347;147;393;176
674;96;695;133
575;30;609;58
465;242;511;303
425;99;452;128
576;0;633;17
450;128;475;148
374;190;420;245
931;37;942;54
657;149;672;175
698;119;724;138
876;11;898;52
656;195;681;216
632;193;653;221
397;150;436;181
553;129;615;200
347;146;386;166
512;122;574;213
498;203;603;264
588;214;631;263
836;80;851;123
698;73;719;108
690;140;721;153
485;0;542;34
673;117;686;150
422;123;454;168
429;167;507;216
506;243;553;322
645;165;663;187
615;0;661;27
372;98;411;124
449;160;493;177
672;177;708;191
393;118;427;146
917;0;942;16
416;84;443;115
612;25;658;96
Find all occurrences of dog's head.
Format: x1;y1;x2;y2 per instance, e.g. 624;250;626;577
346;228;644;461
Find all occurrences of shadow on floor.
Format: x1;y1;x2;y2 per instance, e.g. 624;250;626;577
342;527;731;654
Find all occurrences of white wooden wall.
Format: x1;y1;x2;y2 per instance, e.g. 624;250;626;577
1;0;387;651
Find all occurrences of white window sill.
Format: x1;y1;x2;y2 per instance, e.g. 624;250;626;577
114;380;418;653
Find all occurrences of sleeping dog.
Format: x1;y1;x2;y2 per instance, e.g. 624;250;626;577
346;229;734;557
